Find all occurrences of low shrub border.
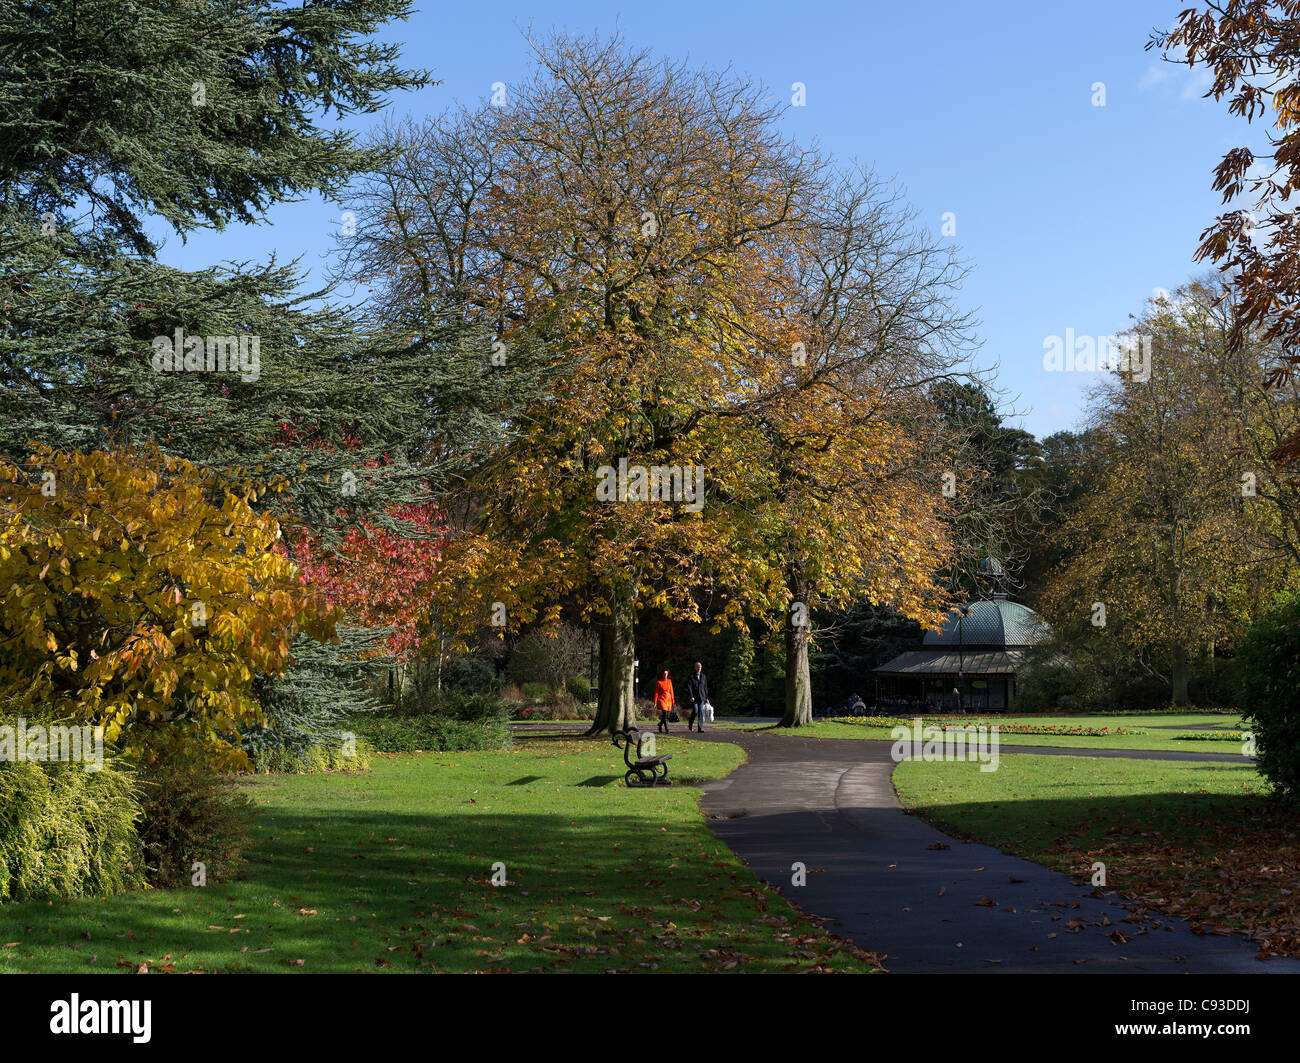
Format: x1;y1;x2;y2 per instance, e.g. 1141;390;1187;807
247;738;374;774
345;714;513;753
0;755;144;901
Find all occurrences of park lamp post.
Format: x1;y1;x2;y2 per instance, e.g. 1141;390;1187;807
957;604;970;712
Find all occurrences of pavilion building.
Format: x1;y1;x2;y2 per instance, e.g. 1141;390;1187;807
872;559;1052;713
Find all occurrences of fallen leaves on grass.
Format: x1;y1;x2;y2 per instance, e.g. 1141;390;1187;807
1055;800;1300;956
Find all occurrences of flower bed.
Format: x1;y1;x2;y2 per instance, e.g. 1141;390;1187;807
836;716;1140;736
937;720;1142;736
1171;730;1245;741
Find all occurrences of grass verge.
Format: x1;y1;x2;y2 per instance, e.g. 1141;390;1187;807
893;753;1300;957
749;713;1249;753
1;735;881;973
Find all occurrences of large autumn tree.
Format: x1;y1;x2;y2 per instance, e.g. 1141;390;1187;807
343;32;809;732
724;171;973;726
344;31;972;729
1041;282;1294;703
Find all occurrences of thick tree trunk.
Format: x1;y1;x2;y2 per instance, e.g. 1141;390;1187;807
1171;643;1190;706
587;589;638;735
779;566;813;727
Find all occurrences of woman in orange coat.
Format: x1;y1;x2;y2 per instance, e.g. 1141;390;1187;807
654;669;675;734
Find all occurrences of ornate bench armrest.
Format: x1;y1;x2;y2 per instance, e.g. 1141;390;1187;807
612;727;640;768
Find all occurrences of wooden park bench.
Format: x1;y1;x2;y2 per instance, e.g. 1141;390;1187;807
612;727;672;787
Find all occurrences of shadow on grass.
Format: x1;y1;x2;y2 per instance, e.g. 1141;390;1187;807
512;731;604;744
0;797;855;974
898;777;1294;869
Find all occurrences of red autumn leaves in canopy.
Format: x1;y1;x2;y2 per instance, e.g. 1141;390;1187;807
289;499;445;656
276;431;446;658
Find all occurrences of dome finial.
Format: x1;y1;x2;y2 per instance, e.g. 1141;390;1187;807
976;556;1006;599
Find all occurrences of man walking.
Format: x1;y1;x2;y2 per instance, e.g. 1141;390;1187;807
686;661;709;732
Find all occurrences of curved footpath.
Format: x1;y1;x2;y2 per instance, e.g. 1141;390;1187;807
677;729;1299;973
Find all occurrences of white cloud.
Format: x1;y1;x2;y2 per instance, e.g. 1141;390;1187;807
1178;67;1214;101
1138;65;1172;91
1138;52;1214;103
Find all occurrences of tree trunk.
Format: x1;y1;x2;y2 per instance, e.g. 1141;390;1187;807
435;633;444;693
587;588;638;735
779;566;813;727
1171;643;1190;706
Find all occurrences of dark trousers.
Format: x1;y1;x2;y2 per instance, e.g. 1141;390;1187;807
658;710;669;733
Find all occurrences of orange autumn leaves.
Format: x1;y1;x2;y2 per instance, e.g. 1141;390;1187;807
0;445;337;764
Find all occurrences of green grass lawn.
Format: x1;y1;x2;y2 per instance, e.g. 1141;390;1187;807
746;712;1249;753
893;752;1267;860
892;752;1300;954
0;736;881;973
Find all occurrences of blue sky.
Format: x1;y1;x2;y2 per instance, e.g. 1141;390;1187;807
156;0;1252;441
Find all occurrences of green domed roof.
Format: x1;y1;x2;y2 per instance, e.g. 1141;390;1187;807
923;598;1051;649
